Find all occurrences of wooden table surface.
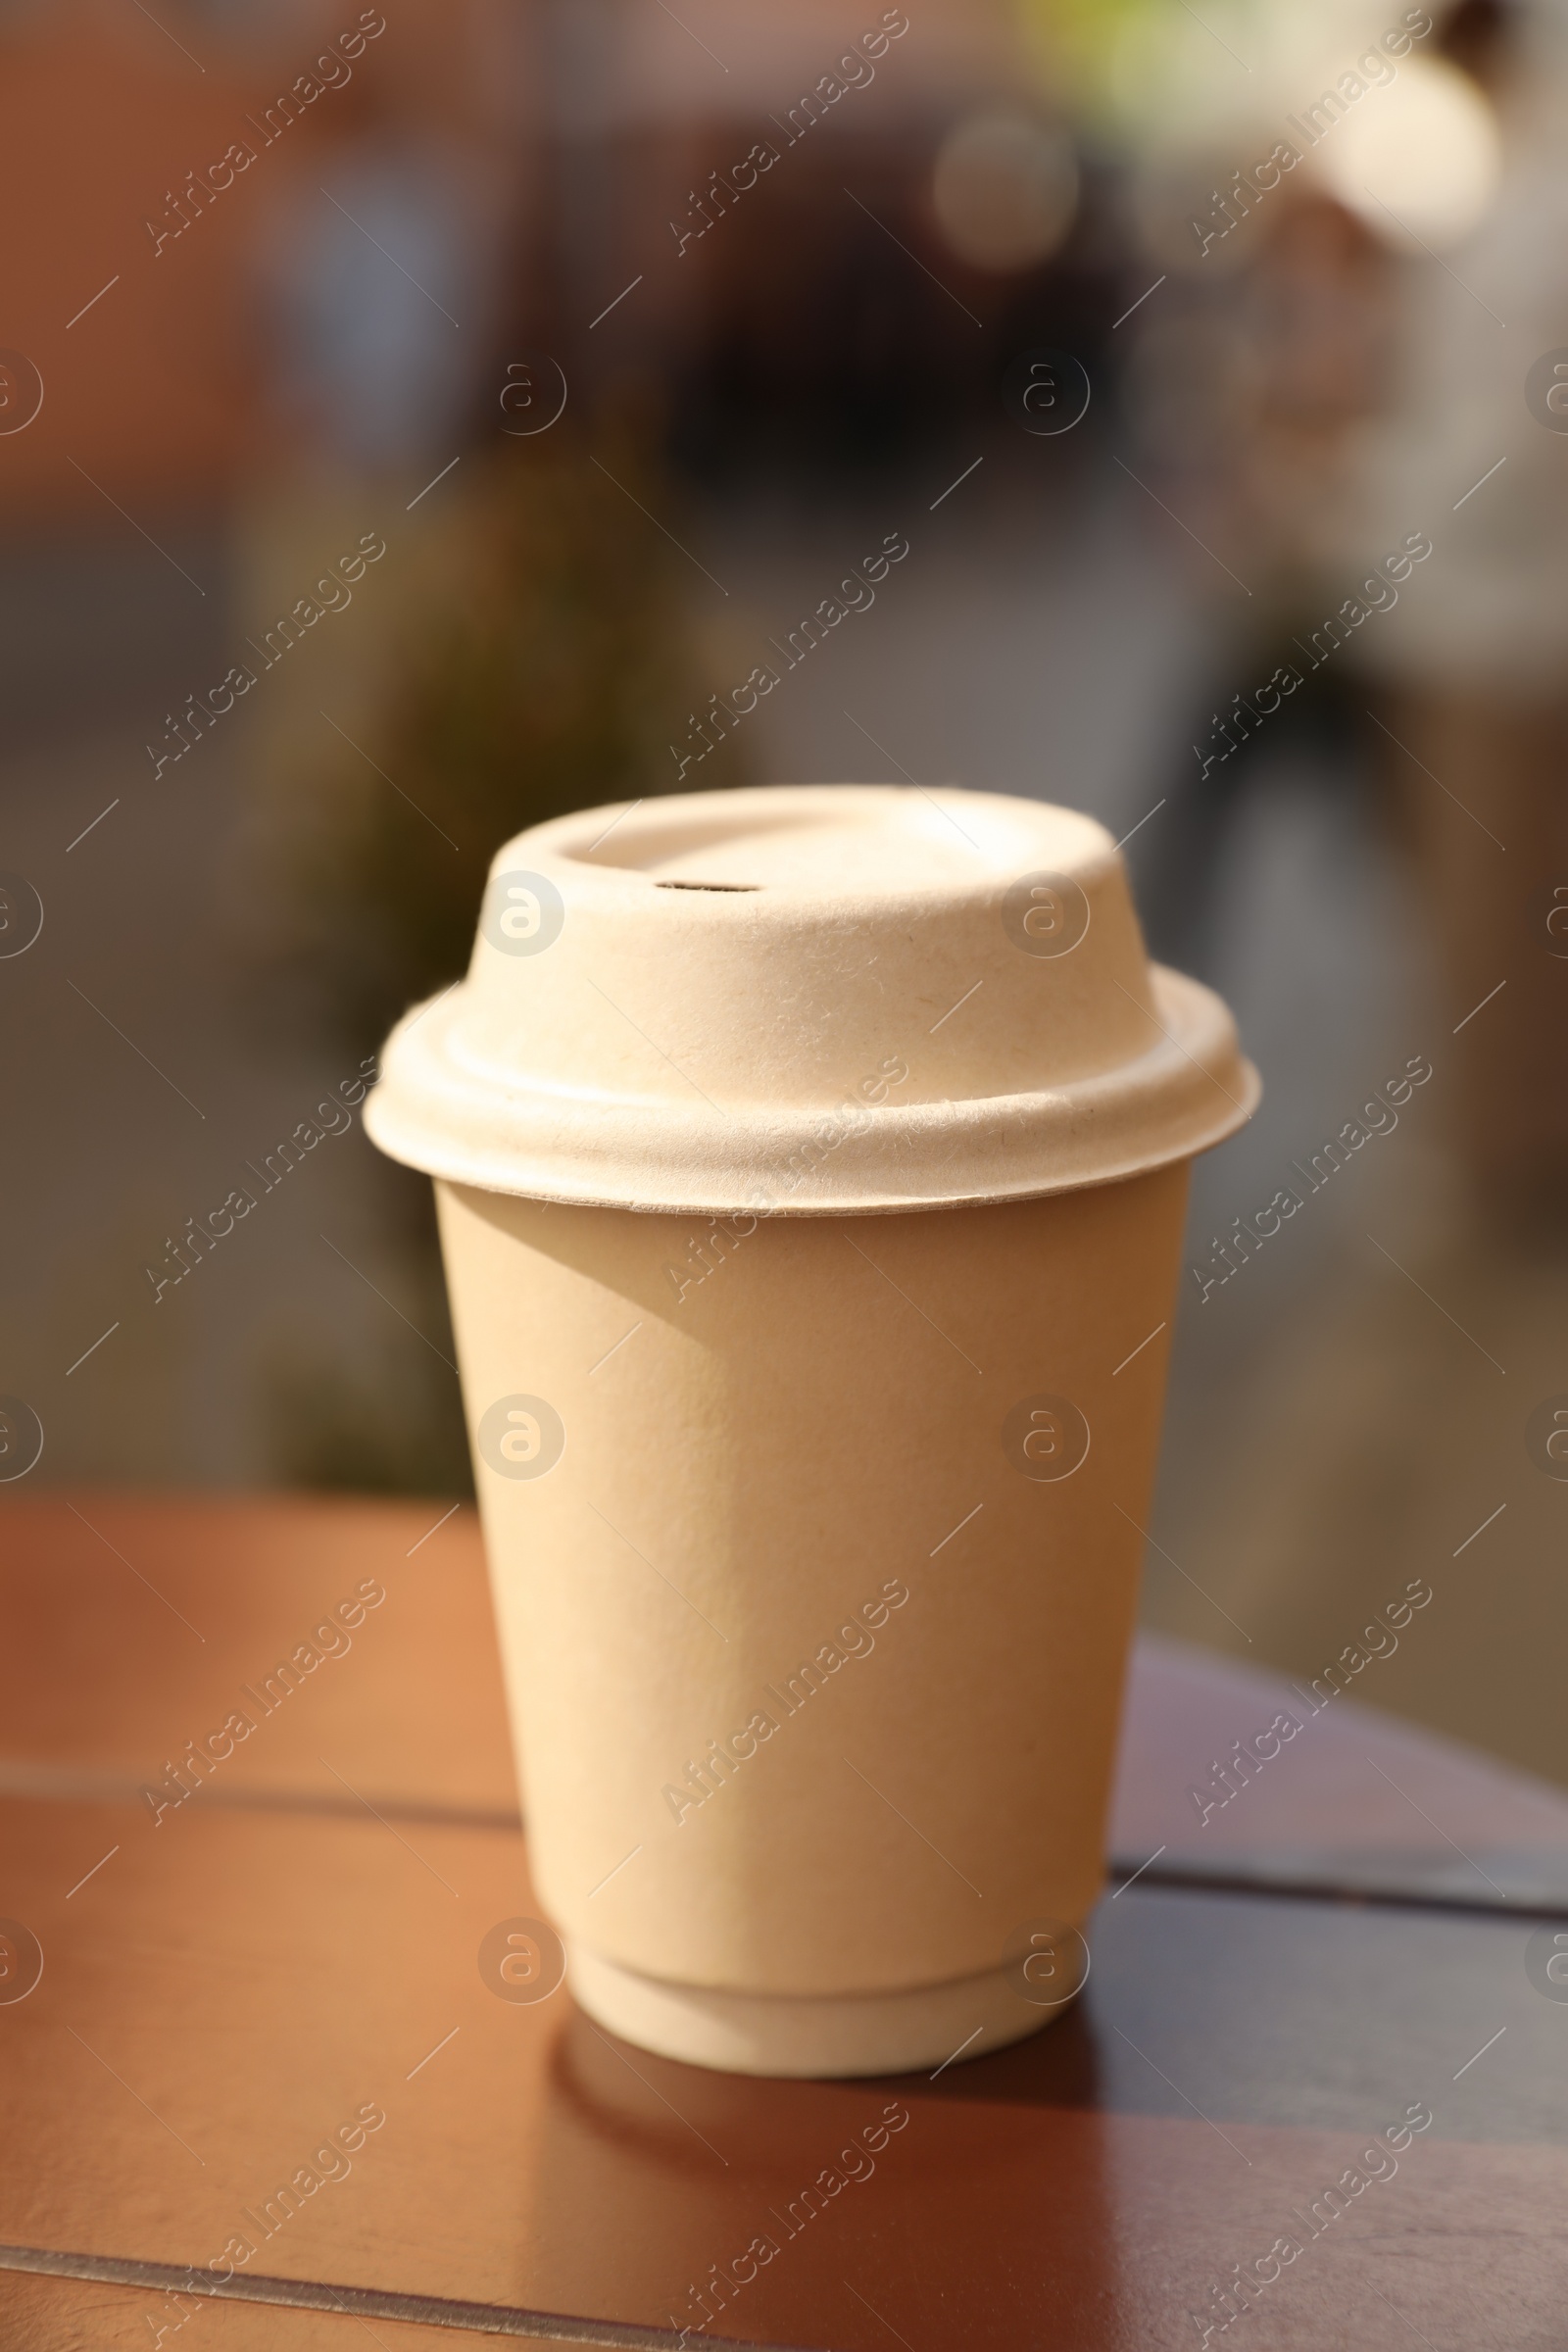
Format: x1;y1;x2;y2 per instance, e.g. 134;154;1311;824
3;1493;1567;2351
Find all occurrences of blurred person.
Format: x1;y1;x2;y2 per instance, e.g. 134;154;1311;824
1128;0;1567;1226
1098;0;1568;1232
1327;0;1568;1226
1121;181;1396;983
260;133;483;474
1060;0;1568;1791
244;0;523;478
1001;1;1421;981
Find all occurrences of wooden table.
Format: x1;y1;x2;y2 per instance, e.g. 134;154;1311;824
3;1494;1567;2350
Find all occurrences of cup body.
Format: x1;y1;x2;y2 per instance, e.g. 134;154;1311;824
436;1159;1189;2074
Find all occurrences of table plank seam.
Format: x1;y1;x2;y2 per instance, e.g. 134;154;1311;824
0;2243;817;2351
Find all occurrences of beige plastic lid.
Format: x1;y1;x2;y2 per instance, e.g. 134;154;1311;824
365;784;1258;1215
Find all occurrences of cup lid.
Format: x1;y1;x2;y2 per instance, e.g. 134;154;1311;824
365;784;1258;1215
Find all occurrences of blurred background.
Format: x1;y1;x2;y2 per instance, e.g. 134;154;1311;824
3;0;1565;1784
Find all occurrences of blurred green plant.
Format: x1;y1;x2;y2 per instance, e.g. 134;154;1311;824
288;423;750;1050
264;422;749;1495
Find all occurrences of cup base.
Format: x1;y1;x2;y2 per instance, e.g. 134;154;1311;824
565;1945;1072;2078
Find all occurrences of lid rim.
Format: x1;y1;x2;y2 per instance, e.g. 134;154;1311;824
365;966;1257;1217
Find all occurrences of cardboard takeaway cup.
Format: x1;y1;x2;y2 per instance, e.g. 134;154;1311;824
366;784;1257;2078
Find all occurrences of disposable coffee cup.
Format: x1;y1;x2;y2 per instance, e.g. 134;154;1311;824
367;785;1257;2077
